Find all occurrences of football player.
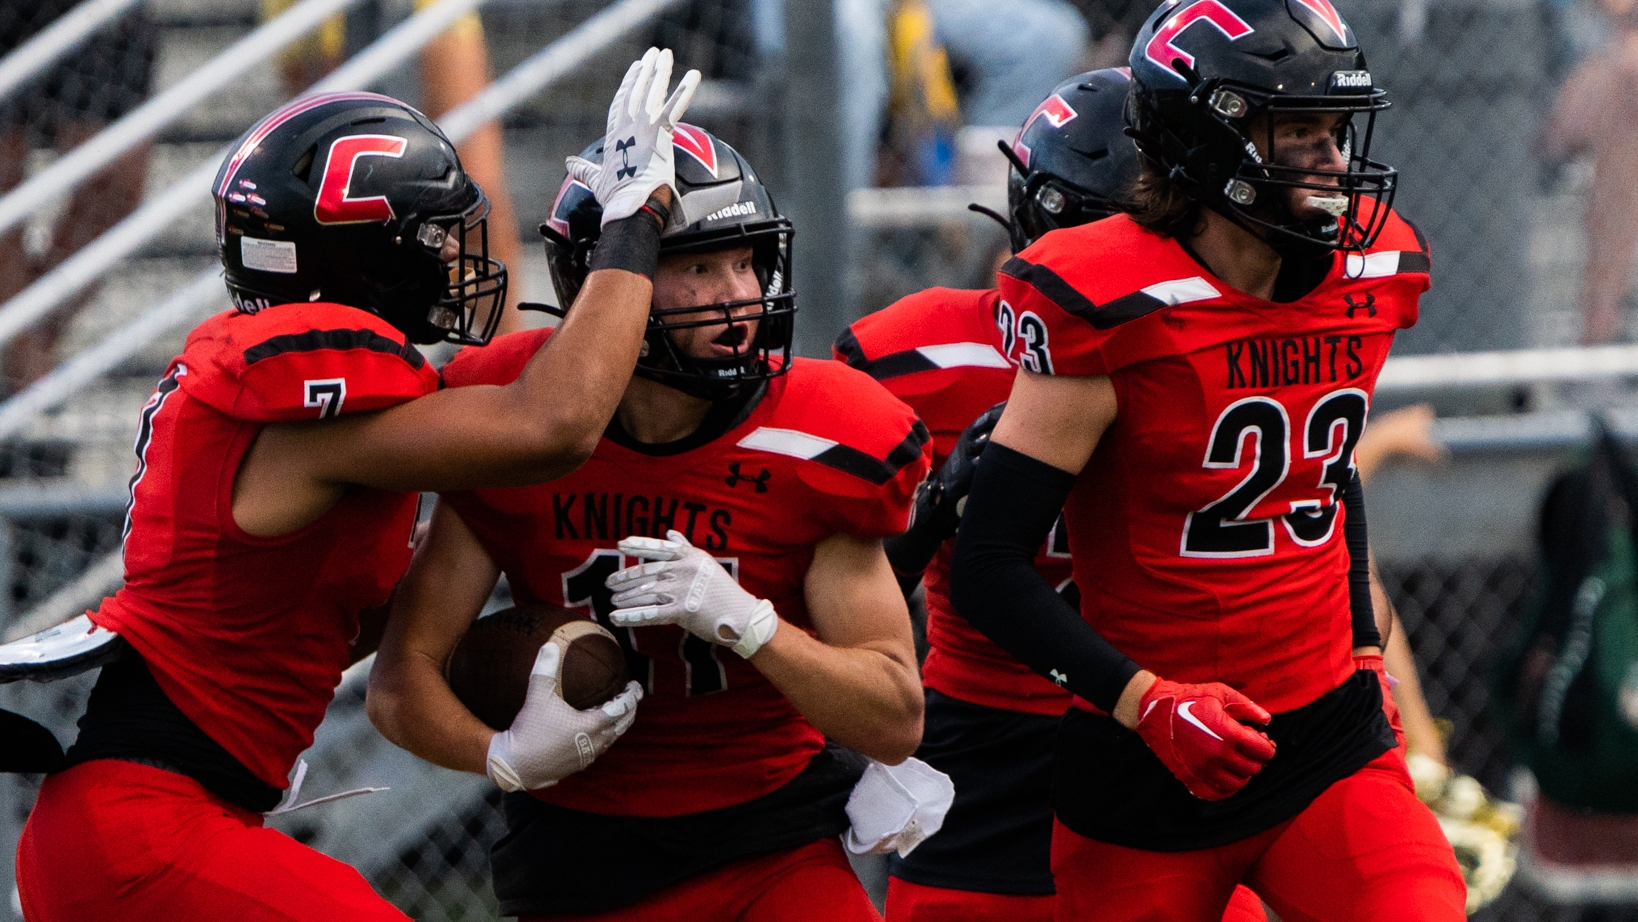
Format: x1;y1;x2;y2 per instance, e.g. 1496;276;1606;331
946;2;1468;920
14;50;698;922
367;127;932;922
836;68;1269;922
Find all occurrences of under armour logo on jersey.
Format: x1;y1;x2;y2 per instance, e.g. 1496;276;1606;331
1343;293;1377;318
725;462;771;493
615;137;638;180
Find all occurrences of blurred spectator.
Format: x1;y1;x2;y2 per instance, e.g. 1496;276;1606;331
1546;0;1638;343
836;0;1090;188
0;0;158;394
1499;423;1638;918
263;0;526;332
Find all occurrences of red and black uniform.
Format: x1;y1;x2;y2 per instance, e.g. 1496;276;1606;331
837;290;1269;922
954;212;1465;921
836;288;1068;921
439;328;929;921
17;303;438;922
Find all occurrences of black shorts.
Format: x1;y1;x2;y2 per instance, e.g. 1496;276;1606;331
0;0;159;132
888;689;1059;896
1053;667;1396;852
490;744;867;916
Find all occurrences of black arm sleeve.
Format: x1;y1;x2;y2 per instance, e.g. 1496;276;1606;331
1342;471;1379;650
949;443;1141;712
883;520;943;599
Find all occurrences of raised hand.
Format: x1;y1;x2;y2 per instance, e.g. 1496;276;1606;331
565;47;700;225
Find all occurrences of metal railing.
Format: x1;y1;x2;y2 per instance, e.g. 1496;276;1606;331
0;0;145;107
0;0;487;356
0;0;372;240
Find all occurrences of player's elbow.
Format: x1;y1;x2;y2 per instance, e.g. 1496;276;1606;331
365;664;412;750
860;704;924;766
506;409;604;481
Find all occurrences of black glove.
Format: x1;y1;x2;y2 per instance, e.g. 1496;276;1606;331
886;402;1005;595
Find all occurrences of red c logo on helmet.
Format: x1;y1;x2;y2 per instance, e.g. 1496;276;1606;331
314;134;408;225
1144;0;1255;76
1012;94;1079;166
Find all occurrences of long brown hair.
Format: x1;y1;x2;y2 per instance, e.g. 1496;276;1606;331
1126;161;1203;239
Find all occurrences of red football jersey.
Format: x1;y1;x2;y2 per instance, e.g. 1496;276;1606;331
90;303;440;789
997;210;1428;715
836;288;1073;715
441;330;930;818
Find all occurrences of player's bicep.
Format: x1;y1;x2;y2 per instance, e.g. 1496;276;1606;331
989;369;1116;475
802;532;916;670
276;381;587;494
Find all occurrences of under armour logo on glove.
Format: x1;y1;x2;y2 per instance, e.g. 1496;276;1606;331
725;462;771;492
615;137;638;179
1344;293;1377;318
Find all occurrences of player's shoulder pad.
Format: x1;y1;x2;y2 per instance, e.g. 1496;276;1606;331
999;215;1197;333
834;288;1009;381
178;303;439;422
739;360;931;533
441;327;554;389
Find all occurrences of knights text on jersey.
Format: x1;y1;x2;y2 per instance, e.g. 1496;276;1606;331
997;211;1428;715
837;288;1071;715
442;330;930;817
90;303;439;789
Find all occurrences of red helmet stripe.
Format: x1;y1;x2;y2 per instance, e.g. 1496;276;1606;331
216;92;404;197
1290;0;1348;44
672;124;719;178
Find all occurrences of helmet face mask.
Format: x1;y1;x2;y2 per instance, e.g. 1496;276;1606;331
541;126;796;402
214;92;508;346
1127;0;1398;256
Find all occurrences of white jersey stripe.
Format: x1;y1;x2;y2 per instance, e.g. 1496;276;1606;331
736;427;839;460
1344;251;1402;279
1141;276;1220;306
915;342;1011;370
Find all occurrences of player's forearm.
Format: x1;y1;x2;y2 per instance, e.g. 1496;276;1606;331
367;649;494;776
950;443;1142;713
751;626;924;764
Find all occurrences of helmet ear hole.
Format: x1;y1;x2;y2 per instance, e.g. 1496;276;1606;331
292;145;316;183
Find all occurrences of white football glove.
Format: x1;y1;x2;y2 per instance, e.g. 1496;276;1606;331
566;47;700;226
485;642;642;793
844;758;956;857
605;530;779;659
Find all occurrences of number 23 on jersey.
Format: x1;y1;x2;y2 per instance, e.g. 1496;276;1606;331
1181;387;1367;559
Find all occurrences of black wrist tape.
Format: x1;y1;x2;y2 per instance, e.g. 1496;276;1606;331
590;201;665;280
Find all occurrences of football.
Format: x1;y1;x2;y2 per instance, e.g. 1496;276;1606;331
446;603;630;729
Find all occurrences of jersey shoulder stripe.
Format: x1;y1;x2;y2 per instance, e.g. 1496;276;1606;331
243;327;426;369
737;421;930;485
178;302;438;422
835;288;1004;379
999;256;1099;321
836;336;1010;380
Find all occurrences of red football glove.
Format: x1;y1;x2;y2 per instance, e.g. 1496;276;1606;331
1134;679;1277;801
1354;653;1404;748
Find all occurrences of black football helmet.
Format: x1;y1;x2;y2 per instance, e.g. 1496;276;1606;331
540;124;794;401
1126;0;1396;254
999;68;1143;253
214;92;507;345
